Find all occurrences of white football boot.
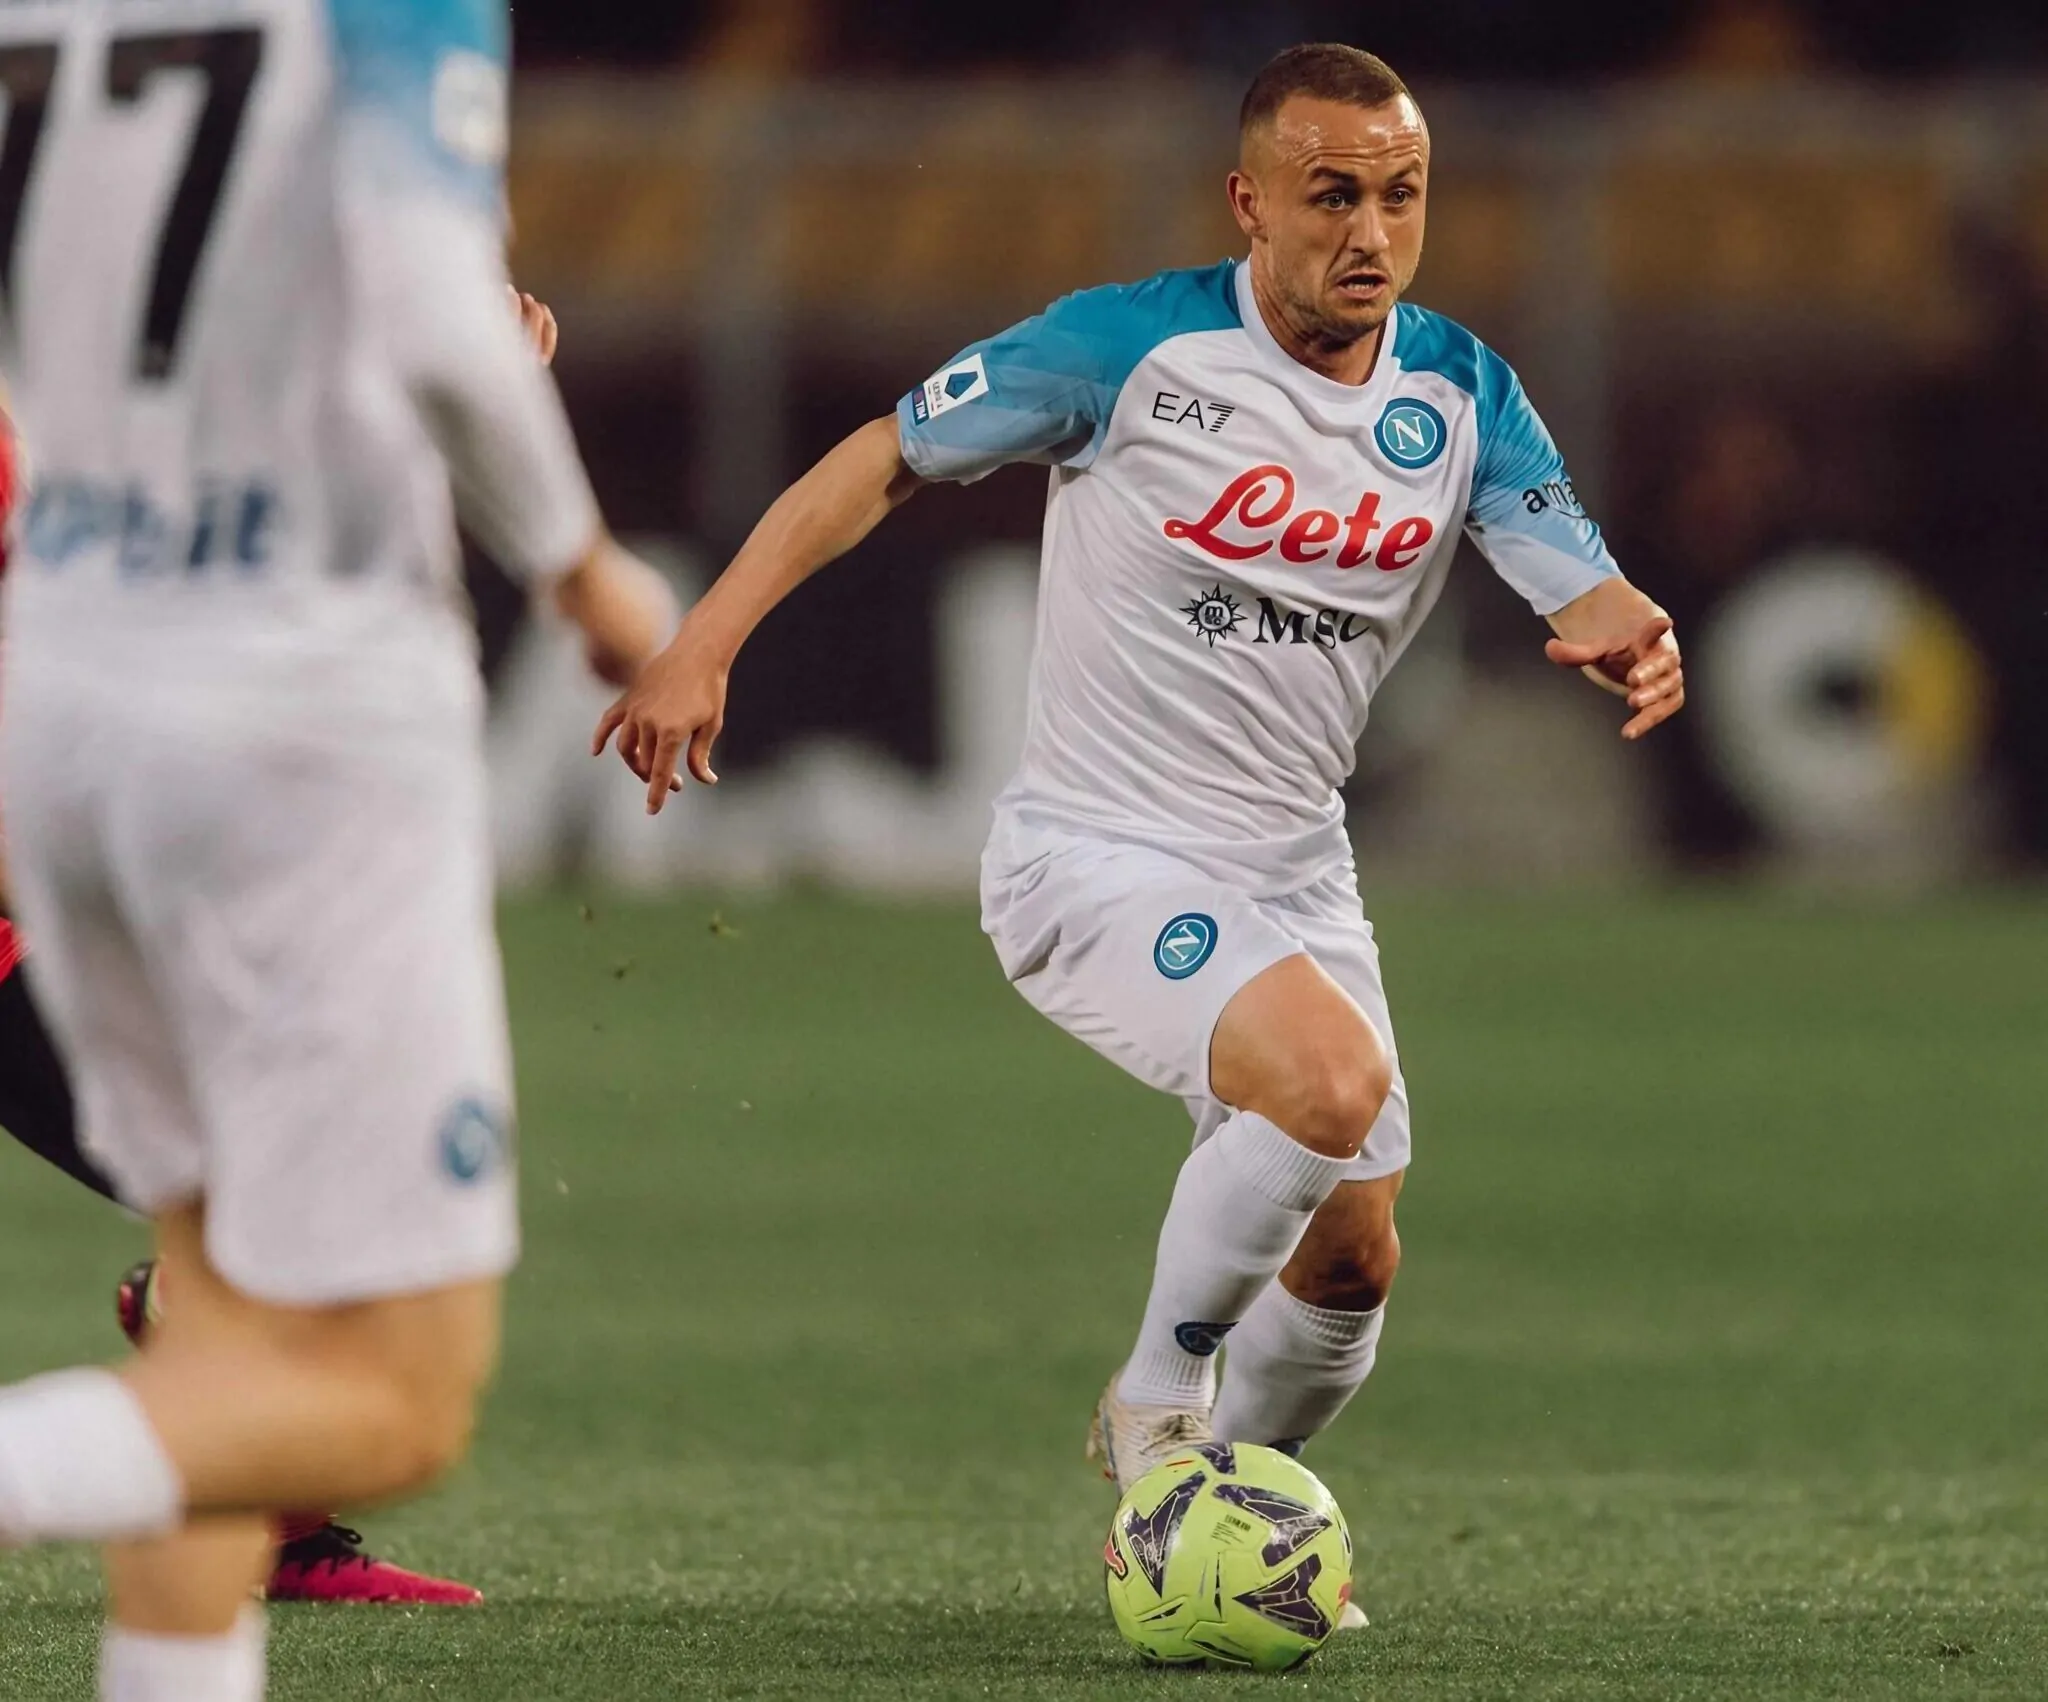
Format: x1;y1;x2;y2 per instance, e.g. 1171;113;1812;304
1337;1599;1370;1631
1086;1372;1214;1493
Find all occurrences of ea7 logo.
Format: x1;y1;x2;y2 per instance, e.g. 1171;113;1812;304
1151;390;1236;433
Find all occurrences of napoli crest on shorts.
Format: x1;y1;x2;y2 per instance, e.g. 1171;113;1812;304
1154;913;1218;980
1374;398;1448;469
438;1096;511;1185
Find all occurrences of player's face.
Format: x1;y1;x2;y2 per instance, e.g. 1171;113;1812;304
1233;95;1430;349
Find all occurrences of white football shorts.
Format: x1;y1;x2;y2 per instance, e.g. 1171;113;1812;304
0;667;519;1306
981;823;1412;1182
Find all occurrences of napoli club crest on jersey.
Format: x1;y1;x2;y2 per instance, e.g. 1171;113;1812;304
1154;913;1218;980
1374;398;1448;469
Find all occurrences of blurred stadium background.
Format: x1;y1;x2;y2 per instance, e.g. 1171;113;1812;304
4;2;2046;1697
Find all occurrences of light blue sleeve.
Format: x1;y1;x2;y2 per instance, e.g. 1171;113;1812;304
327;0;509;214
897;262;1241;485
1464;344;1620;615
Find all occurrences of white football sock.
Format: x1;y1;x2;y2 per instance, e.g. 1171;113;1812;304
1117;1113;1354;1408
0;1368;184;1545
102;1609;266;1702
1212;1283;1386;1451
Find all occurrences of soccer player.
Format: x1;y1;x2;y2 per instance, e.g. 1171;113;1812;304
0;286;570;1610
596;40;1685;1623
0;1;671;1695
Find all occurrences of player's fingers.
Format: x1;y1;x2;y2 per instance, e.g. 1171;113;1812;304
616;716;649;780
1626;647;1679;688
536;304;559;366
1628;670;1685;709
592;701;628;757
626;715;665;783
646;730;686;814
685;720;720;787
1622;683;1685;739
1631;615;1675;657
1544;637;1608;669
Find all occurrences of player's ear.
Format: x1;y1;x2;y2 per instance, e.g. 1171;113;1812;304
1226;169;1264;241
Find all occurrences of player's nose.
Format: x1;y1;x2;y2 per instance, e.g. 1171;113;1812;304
1347;202;1391;257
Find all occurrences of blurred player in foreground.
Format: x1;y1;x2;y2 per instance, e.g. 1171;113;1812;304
599;42;1684;1630
0;2;670;1695
0;287;562;1608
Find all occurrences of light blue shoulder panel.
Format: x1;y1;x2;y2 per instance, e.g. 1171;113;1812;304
898;260;1243;484
325;0;508;211
1396;303;1619;614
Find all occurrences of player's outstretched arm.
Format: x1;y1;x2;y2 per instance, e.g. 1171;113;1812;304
593;416;923;813
1543;578;1686;740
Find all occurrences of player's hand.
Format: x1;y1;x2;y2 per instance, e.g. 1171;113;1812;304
510;286;559;366
593;632;727;807
592;620;730;814
552;536;678;691
1544;613;1685;740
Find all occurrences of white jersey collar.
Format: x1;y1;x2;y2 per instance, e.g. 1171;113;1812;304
1233;259;1402;414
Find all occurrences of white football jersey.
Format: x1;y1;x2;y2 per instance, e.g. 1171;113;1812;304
0;0;595;709
899;260;1621;896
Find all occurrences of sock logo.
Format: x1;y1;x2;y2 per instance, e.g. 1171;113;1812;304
1154;913;1218;980
1173;1319;1236;1357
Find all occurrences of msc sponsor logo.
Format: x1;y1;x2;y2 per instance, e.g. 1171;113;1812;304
1182;584;1246;646
1522;475;1586;517
1177;584;1376;650
1151;389;1237;433
1154;913;1218;980
1253;600;1373;648
1374;397;1448;469
1163;464;1436;572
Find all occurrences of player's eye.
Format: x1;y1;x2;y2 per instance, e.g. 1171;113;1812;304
1387;187;1416;208
1316;191;1351;210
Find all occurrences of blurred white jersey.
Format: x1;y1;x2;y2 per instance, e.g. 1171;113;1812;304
0;0;587;1299
0;0;597;709
900;261;1619;898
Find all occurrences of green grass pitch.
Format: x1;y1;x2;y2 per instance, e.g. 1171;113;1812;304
2;887;2046;1699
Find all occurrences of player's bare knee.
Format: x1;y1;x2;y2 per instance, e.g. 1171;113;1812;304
355;1372;483;1501
1287;1049;1393;1159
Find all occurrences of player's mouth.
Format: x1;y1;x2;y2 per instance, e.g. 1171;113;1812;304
1333;270;1390;303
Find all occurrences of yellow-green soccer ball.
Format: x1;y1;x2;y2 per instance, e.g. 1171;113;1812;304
1103;1442;1353;1671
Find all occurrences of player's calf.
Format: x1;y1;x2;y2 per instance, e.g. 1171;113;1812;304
100;1205;502;1519
1281;1177;1402;1313
1213;1175;1403;1475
